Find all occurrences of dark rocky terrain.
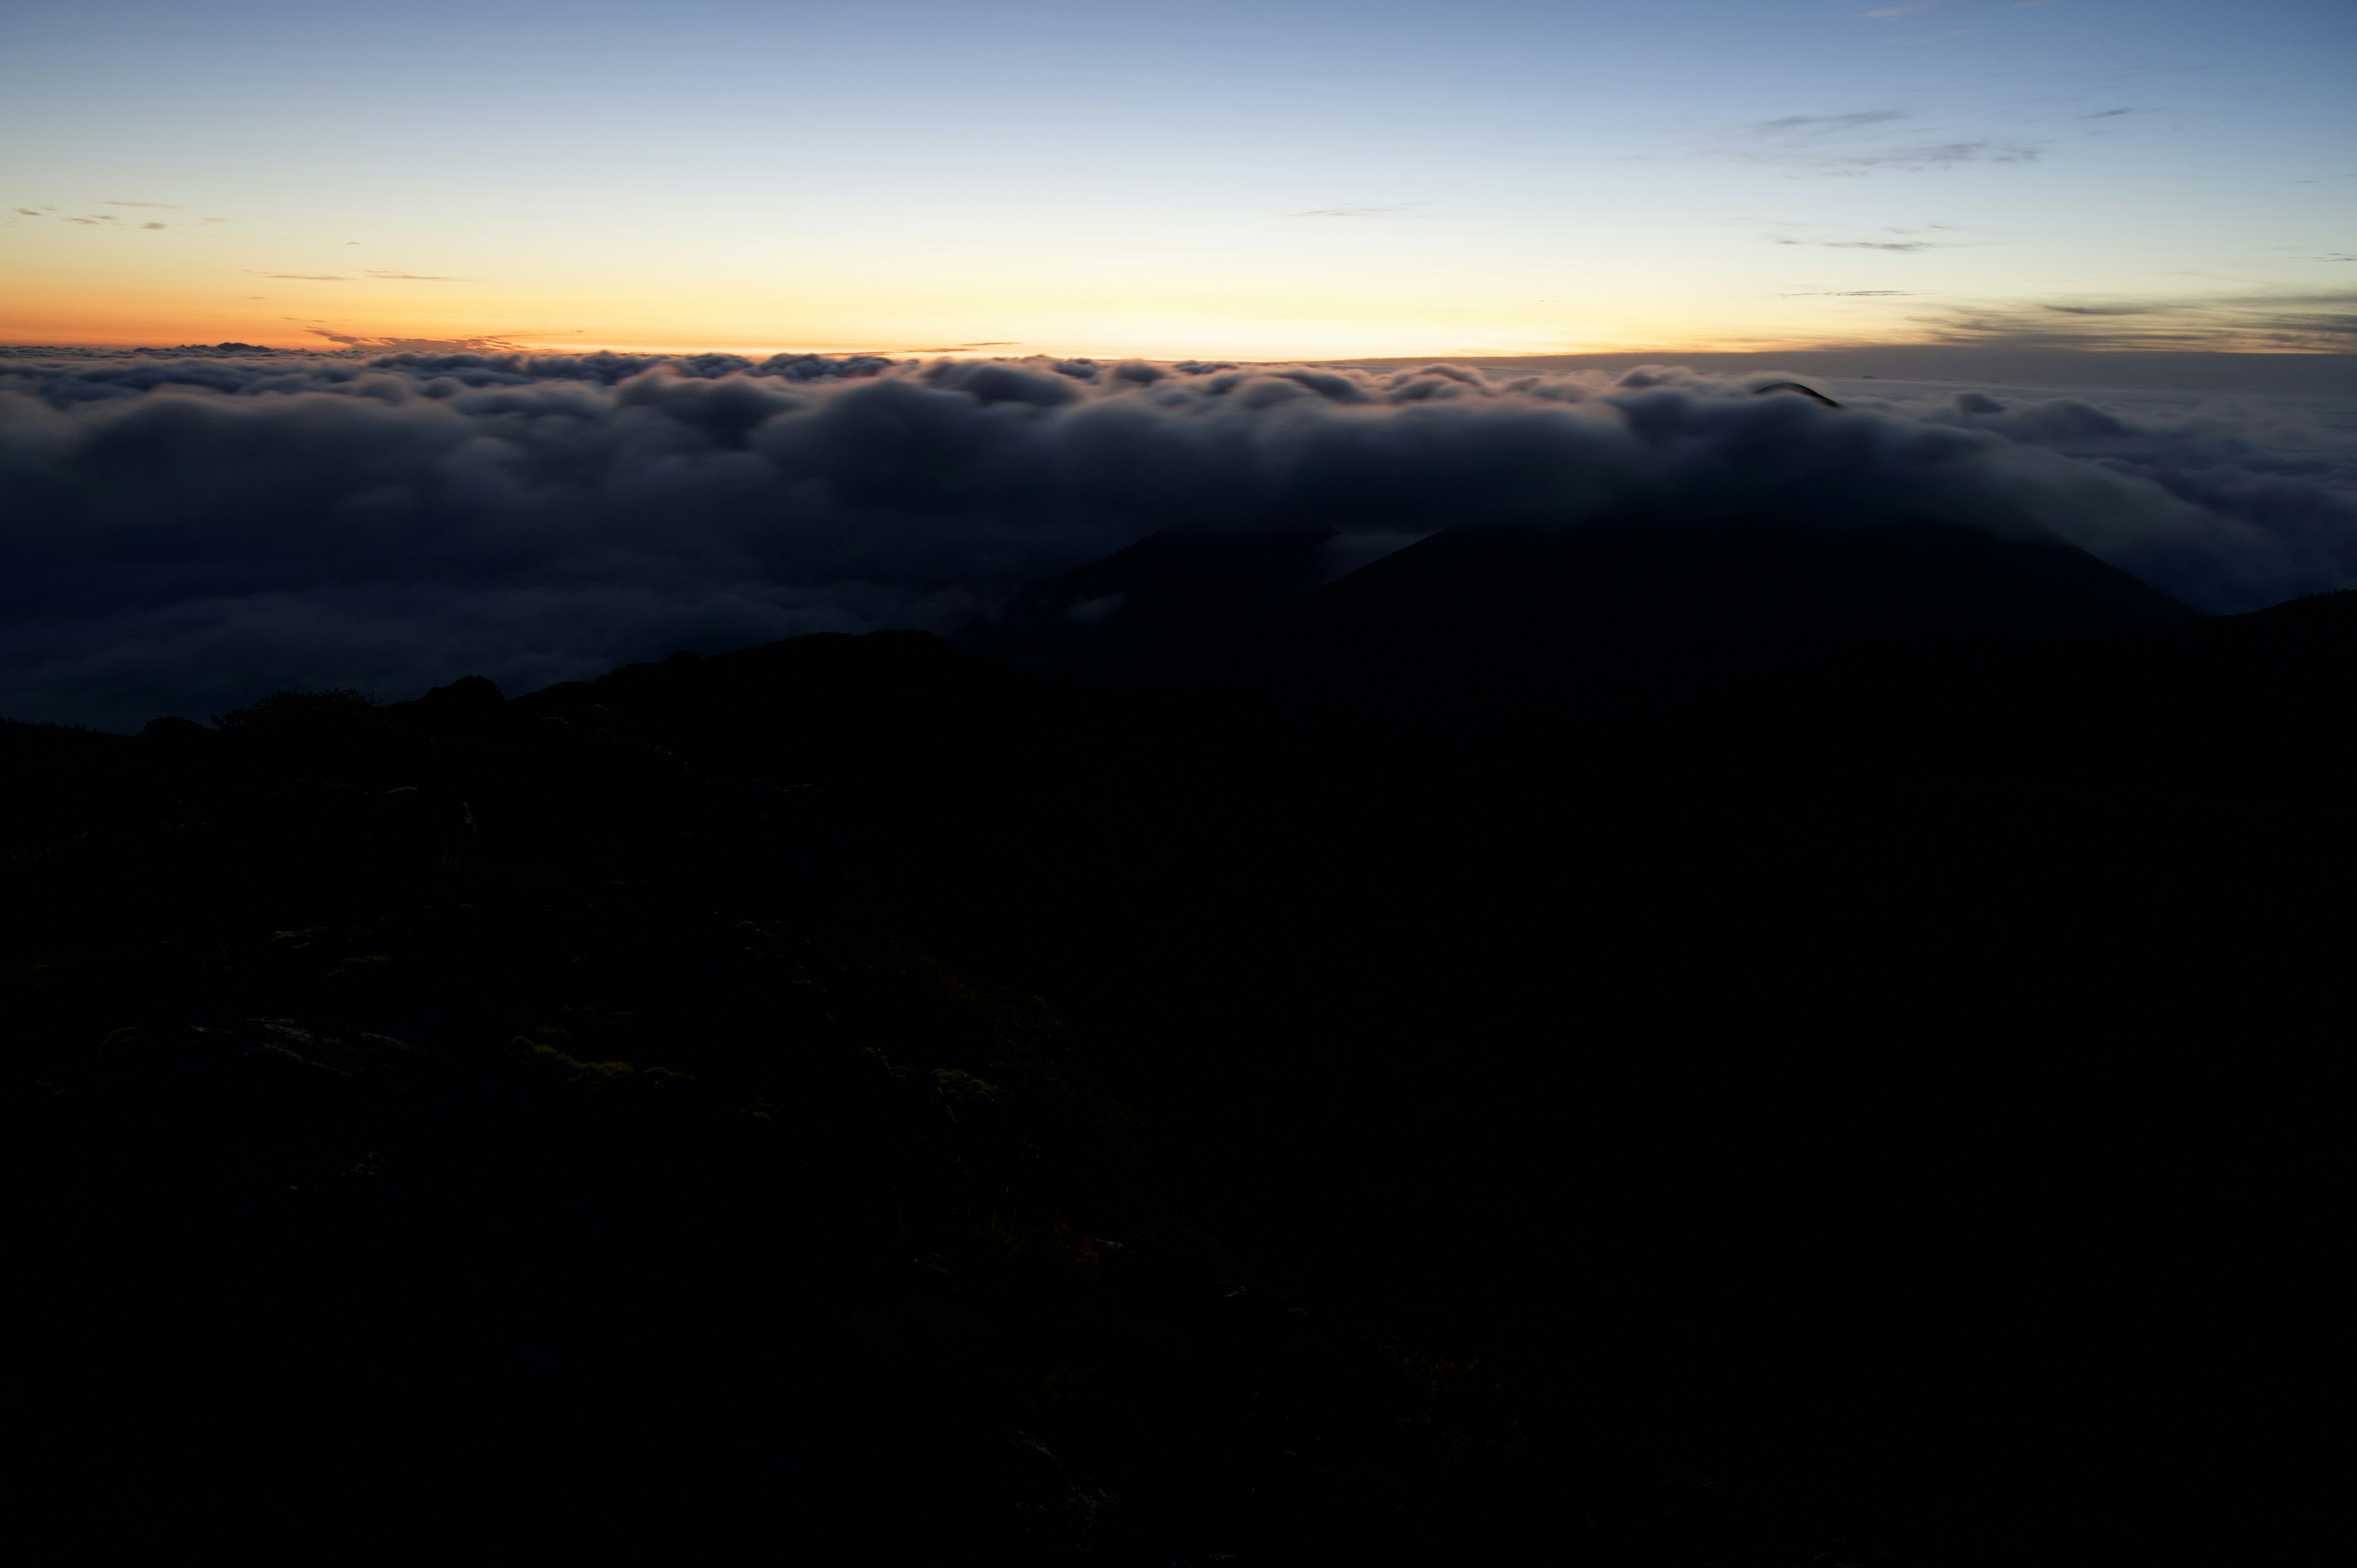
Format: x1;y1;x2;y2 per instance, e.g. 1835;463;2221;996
5;520;2342;1562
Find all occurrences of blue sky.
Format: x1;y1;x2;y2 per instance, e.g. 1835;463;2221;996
2;0;2350;356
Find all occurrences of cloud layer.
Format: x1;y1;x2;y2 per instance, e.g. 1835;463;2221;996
1924;290;2357;352
2;348;2351;729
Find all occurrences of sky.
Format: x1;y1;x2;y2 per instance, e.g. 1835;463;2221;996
1;0;2351;360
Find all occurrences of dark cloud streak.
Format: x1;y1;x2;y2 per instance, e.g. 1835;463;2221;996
1753;110;1907;136
1740;107;2040;174
1780;239;1942;251
1924;288;2357;351
1798;141;2043;173
1290;204;1420;218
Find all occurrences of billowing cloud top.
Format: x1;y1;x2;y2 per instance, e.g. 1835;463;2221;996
2;348;2351;730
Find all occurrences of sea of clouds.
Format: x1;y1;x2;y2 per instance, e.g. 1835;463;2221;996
3;347;2353;730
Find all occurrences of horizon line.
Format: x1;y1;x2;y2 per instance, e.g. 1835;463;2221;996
6;337;2355;363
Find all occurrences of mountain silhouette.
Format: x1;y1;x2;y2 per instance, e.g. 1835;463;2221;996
975;525;1342;666
6;520;2338;1565
1048;516;2199;711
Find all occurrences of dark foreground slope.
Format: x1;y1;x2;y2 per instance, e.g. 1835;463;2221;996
2;641;1545;1566
4;535;2346;1564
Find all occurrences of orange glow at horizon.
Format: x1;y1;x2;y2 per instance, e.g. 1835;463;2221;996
0;199;1997;361
0;267;1917;363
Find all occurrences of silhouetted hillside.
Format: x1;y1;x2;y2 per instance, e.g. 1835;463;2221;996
1057;517;2199;709
5;531;2343;1564
977;527;1343;668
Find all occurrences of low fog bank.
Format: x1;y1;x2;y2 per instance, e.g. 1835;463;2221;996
4;347;2353;730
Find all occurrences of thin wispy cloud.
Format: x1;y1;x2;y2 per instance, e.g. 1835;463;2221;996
1864;4;1937;19
1739;109;2042;176
1817;141;2041;173
1771;233;1959;251
841;341;1024;354
365;271;464;281
1923;287;2357;350
1752;217;1973;253
103;199;176;208
304;330;533;352
1290;204;1420;218
1754;110;1907;136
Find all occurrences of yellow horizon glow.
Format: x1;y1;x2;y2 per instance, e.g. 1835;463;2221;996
7;206;2342;361
0;285;1950;362
0;216;2002;360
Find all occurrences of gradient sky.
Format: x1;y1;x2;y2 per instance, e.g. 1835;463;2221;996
2;0;2350;359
